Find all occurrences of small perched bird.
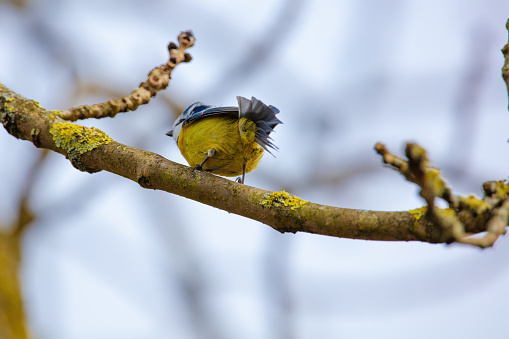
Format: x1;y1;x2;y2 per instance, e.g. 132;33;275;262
166;96;281;184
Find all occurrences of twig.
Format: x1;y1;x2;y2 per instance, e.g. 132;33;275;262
375;143;508;248
58;31;194;121
12;150;48;239
502;19;509;109
456;198;509;248
375;143;456;208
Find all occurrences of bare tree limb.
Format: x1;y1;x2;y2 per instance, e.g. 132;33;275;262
58;31;194;121
375;143;508;247
4;22;509;248
502;19;509;108
1;83;502;245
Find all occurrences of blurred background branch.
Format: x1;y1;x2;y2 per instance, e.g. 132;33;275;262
0;149;47;339
0;233;28;339
502;19;509;105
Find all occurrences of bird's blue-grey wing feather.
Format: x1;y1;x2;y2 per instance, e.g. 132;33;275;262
181;103;239;125
167;103;239;139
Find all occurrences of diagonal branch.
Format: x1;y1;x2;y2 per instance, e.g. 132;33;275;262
502;19;509;108
0;84;499;245
375;143;508;248
58;31;194;121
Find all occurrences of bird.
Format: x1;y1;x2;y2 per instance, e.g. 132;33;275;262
166;96;281;184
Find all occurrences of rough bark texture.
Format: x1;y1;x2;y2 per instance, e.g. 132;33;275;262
0;84;493;244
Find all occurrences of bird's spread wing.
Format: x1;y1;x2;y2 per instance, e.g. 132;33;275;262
237;96;282;155
182;104;239;126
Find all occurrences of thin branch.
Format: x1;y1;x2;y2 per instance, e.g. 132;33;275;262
375;143;456;208
375;143;508;247
0;234;28;339
205;0;305;97
58;31;194;121
502;19;509;109
449;27;491;173
0;84;500;245
12;149;48;239
456;198;509;248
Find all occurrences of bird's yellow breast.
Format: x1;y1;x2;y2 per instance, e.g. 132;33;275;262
177;116;264;177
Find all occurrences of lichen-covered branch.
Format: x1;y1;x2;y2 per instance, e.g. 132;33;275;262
375;143;455;209
58;31;194;121
502;19;509;107
1;84;498;246
375;143;508;248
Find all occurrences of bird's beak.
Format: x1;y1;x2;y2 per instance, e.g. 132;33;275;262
166;130;173;137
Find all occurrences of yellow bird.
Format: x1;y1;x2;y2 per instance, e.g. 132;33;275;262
166;96;281;183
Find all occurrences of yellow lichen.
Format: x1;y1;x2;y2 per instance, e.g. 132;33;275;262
3;103;14;112
409;206;455;220
260;190;309;211
50;122;112;154
7;98;13;102
408;206;427;220
426;168;445;194
436;208;455;218
459;195;490;213
42;110;56;122
30;128;40;138
495;180;509;198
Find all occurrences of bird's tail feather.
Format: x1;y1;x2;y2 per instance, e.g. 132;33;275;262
237;96;282;155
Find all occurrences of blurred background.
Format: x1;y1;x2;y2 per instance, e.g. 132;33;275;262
1;0;509;338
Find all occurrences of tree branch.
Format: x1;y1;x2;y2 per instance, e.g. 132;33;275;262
502;19;509;108
0;234;28;339
4;23;509;248
58;31;194;121
375;143;508;247
0;83;502;245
